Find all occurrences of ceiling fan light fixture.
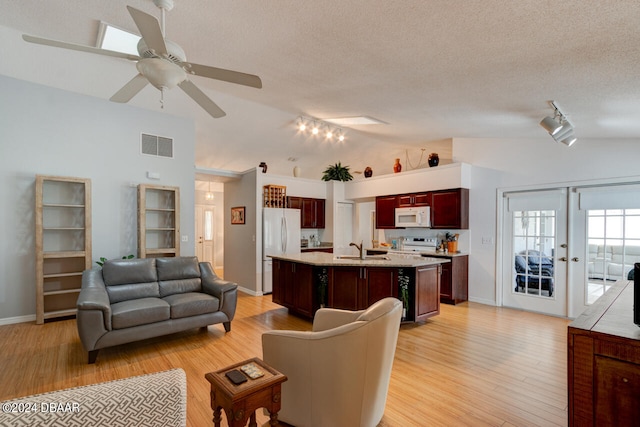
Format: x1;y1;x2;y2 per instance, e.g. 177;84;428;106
136;58;186;89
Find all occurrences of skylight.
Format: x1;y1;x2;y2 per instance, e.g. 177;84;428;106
323;116;387;126
97;22;140;56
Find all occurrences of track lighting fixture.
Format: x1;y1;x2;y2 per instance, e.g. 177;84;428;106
539;101;577;147
295;116;346;142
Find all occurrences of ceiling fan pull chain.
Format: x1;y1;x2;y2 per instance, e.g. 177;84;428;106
160;87;164;109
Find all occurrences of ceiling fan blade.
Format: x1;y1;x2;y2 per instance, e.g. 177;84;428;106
126;6;167;56
110;74;149;103
178;80;226;118
22;34;140;61
184;62;262;89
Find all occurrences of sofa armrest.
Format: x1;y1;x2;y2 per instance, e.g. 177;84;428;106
199;262;238;321
77;269;111;351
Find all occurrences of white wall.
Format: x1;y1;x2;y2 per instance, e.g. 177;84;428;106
453;137;640;305
0;75;195;323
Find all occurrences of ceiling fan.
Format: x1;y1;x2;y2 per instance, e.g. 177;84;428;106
22;0;262;118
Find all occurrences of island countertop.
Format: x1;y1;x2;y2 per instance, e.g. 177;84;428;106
268;252;449;267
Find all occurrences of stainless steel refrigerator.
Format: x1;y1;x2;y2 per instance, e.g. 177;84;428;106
262;207;301;294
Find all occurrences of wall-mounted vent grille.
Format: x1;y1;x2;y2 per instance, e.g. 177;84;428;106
141;133;173;158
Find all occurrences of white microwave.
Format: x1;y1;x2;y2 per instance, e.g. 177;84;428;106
395;206;431;228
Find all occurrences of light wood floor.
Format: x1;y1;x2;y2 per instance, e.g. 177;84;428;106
0;294;571;426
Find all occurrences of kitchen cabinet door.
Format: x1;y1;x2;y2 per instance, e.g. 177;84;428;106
430;188;469;229
375;195;398;229
272;260;314;317
366;267;398;307
288;197;325;228
440;255;468;304
329;267;363;310
287;196;302;210
397;192;430;207
415;265;441;321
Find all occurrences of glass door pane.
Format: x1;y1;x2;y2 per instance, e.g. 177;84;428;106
513;210;556;298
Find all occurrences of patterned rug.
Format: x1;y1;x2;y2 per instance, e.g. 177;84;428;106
0;368;186;427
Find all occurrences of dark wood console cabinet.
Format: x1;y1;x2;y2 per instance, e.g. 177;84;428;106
568;280;640;426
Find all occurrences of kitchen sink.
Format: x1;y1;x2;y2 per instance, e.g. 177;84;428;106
333;255;391;260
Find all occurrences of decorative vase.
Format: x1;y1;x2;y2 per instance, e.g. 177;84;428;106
393;158;402;173
364;166;373;178
293;165;301;177
428;153;439;167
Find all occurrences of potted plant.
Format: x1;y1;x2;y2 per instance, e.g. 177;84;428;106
321;162;353;182
96;254;135;267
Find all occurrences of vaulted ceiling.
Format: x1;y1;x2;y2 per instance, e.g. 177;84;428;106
2;1;640;179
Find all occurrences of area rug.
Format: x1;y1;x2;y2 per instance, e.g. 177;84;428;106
0;368;186;427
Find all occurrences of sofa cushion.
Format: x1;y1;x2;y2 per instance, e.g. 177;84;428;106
159;278;203;297
103;258;161;304
163;292;220;319
111;298;170;329
107;282;161;304
156;257;201;281
103;258;157;285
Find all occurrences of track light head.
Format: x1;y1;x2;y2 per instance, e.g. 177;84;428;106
541;101;577;147
540;116;563;135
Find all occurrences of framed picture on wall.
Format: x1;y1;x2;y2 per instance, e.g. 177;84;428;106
231;206;245;225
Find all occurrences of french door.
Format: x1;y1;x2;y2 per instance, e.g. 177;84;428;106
501;183;640;318
502;189;568;317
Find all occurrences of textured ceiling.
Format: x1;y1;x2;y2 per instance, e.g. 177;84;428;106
2;0;640;178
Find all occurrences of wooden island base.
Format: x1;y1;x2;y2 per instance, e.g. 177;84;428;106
269;252;448;322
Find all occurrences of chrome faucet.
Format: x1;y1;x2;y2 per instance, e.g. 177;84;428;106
350;241;365;260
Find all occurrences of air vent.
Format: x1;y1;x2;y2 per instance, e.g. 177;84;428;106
141;133;173;158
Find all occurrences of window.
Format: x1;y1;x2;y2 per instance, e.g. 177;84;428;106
586;209;640;303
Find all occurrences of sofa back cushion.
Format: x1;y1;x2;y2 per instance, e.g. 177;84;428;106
102;258;160;304
156;257;203;297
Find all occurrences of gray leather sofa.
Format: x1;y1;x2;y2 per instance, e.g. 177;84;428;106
77;256;238;363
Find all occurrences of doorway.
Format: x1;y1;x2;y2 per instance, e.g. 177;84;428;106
501;189;568;317
500;182;640;318
195;205;215;267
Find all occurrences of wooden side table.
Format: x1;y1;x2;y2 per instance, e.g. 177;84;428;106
205;357;287;427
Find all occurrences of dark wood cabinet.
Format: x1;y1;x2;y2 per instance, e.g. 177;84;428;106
430;188;469;229
287;196;325;228
414;264;441;321
397;192;430;207
328;267;397;310
272;259;314;318
439;255;468;304
375;195;398;229
273;258;441;322
568;280;640;426
376;188;469;230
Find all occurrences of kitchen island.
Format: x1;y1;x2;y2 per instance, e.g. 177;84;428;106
269;252;449;322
